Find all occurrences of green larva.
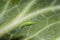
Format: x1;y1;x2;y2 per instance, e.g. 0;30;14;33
20;22;35;29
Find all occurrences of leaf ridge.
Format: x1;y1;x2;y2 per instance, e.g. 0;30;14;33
0;6;60;37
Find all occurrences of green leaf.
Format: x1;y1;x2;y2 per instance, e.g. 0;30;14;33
0;0;60;40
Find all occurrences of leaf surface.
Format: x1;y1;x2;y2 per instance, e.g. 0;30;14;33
0;0;60;40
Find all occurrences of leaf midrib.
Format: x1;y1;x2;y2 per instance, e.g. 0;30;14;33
0;5;60;37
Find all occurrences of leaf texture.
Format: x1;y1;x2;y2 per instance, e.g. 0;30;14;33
0;0;60;40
